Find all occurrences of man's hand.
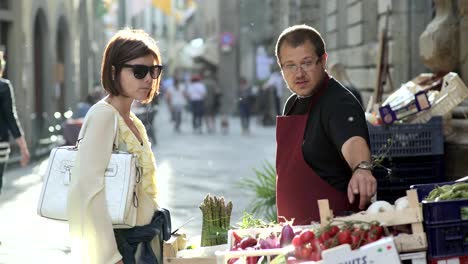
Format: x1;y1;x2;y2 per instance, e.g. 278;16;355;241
347;169;377;209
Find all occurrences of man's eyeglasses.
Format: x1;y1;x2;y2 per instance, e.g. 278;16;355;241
281;58;320;74
122;64;163;80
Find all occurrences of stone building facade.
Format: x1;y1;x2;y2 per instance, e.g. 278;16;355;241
266;0;434;103
1;0;106;157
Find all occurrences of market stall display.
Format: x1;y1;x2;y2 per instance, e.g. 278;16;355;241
215;222;397;264
318;189;427;254
212;192;427;263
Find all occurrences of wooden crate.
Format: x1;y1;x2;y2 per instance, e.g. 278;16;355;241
165;244;227;264
400;251;427;264
163;234;188;258
318;189;427;253
163;257;216;264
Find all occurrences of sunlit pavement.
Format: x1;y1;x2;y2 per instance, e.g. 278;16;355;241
0;159;71;263
155;105;277;244
0;103;277;263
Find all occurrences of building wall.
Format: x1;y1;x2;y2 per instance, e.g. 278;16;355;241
2;0;105;156
239;0;270;83
258;0;434;107
314;0;433;107
218;0;239;114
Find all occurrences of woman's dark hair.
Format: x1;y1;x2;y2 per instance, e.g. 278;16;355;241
101;28;162;104
275;24;326;64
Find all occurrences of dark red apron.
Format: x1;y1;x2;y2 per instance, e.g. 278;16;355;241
276;76;355;225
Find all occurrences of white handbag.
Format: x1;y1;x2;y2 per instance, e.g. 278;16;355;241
37;114;141;228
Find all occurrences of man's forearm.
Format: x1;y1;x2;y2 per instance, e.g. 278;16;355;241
341;136;371;171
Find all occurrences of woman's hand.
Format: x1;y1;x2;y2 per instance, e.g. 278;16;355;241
15;136;30;166
116;260;124;264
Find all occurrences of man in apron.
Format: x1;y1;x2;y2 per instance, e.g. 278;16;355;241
274;25;376;225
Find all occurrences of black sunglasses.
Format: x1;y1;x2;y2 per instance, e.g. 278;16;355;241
121;64;163;80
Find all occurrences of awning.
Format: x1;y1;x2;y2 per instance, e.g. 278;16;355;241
170;37;219;71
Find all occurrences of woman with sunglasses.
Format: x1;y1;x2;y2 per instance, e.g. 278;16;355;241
67;29;164;264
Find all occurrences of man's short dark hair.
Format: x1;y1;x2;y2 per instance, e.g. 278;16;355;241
275;24;326;63
101;28;162;104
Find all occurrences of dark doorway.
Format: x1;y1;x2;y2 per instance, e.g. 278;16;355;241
79;0;89;100
33;9;48;138
56;16;70;113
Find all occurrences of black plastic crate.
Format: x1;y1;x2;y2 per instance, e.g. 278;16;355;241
411;181;468;259
369;116;443;158
425;222;468;259
411;181;468;225
374;155;445;188
429;255;468;264
423;199;468;225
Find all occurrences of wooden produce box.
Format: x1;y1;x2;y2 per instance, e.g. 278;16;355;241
318;189;427;253
164;257;216;264
163;234;188;258
163;234;225;264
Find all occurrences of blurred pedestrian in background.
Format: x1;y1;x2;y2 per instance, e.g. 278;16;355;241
165;77;187;132
202;69;221;133
329;63;363;107
72;93;94;120
132;98;158;144
263;66;286;116
238;77;253;134
63;91;102;146
0;51;30;194
186;74;206;134
257;83;276;126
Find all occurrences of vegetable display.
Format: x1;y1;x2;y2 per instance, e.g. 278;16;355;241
227;220;386;263
199;194;233;246
424;182;468;201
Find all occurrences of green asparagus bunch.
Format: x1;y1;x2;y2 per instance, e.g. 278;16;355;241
199;194;233;246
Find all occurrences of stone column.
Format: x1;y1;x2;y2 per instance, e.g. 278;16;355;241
459;0;468;81
218;0;240;115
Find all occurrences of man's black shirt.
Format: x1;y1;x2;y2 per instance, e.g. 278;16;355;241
283;77;369;192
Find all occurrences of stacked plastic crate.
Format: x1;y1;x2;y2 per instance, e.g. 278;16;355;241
368;116;445;203
412;181;468;263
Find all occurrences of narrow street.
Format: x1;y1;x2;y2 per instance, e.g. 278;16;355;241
0;103;277;263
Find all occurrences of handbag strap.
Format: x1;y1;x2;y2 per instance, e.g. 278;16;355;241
76;110;120;152
112;113;119;151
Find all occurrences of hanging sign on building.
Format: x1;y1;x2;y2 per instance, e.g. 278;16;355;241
220;32;234;52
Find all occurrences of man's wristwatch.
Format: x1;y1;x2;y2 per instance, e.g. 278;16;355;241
352;161;373;173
